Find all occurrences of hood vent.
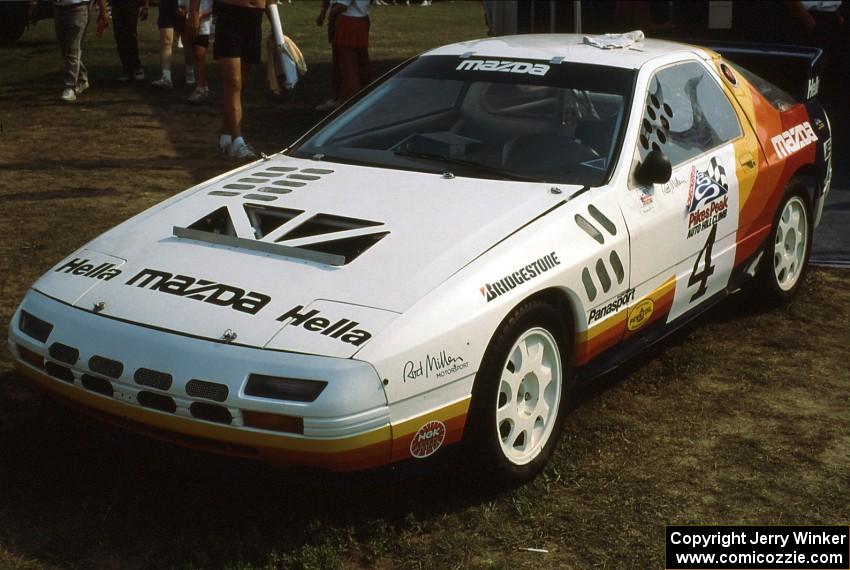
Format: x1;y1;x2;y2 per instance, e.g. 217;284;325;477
298;232;390;264
188;206;236;236
244;204;304;239
175;204;389;267
278;213;382;241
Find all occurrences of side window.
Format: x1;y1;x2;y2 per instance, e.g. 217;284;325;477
638;62;742;165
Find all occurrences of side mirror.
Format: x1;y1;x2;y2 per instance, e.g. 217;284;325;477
635;149;672;185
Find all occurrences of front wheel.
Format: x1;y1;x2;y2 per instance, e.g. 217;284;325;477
465;300;570;484
752;184;812;306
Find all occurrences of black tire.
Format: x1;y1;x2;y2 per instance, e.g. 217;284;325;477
464;299;571;484
751;180;813;306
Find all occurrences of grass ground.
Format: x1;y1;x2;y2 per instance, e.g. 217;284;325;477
1;3;849;568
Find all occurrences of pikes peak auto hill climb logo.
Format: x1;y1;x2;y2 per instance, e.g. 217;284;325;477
686;158;729;240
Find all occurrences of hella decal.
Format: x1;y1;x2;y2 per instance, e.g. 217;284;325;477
588;288;635;324
125;268;271;314
456;59;550;76
771;121;817;159
403;350;469;382
276;305;372;346
481;252;560;303
55;257;122;281
807;76;820;99
627;299;654;331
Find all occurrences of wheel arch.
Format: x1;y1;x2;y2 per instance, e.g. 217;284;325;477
504;285;582;363
788;164;818;207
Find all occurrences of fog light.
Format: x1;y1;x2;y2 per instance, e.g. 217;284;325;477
19;311;53;343
17;345;44;369
242;410;304;434
244;374;327;402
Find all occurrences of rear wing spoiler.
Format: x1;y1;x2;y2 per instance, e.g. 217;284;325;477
698;41;823;102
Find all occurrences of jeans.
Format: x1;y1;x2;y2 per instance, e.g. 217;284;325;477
112;0;142;73
54;3;90;88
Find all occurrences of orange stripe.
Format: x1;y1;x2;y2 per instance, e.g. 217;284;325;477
575;276;676;364
16;360;473;472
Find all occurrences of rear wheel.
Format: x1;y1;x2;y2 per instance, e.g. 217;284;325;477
752;183;812;305
465;300;570;483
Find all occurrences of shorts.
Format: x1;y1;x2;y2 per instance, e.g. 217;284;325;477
212;1;263;64
334;14;369;49
193;34;210;48
158;0;186;31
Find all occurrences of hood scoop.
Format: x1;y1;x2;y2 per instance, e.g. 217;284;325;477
174;204;389;267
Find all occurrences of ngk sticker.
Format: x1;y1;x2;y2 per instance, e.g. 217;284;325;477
410;420;447;459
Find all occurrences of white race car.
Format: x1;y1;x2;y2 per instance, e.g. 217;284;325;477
8;33;831;482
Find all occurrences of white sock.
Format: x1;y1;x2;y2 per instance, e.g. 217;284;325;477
162;69;172;82
219;134;232;149
232;136;245;147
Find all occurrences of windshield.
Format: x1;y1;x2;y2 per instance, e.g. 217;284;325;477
291;55;636;186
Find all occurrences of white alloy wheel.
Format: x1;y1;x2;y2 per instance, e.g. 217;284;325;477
773;195;808;292
496;327;562;465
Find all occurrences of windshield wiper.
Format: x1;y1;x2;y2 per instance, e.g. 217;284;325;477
393;150;540;182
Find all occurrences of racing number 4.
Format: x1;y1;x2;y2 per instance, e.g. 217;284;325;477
688;224;717;302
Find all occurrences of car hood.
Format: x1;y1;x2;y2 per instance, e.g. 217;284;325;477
32;156;569;356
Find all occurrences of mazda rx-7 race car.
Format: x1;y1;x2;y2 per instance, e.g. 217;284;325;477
8;33;832;482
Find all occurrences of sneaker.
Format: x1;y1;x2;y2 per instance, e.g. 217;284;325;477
152;77;173;89
186;71;196;86
132;68;145;81
227;138;257;160
188;86;209;104
117;72;131;82
61;87;76;102
315;98;337;112
75;79;89;95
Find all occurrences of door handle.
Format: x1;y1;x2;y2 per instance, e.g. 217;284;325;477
739;152;756;169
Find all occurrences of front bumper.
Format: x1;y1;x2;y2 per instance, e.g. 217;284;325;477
9;290;393;471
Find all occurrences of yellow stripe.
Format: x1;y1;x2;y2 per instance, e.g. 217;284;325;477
577;275;676;343
16;362;390;454
392;398;471;438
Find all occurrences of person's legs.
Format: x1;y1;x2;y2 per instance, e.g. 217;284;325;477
337;46;360;101
159;27;174;78
113;0;142;74
67;5;89;87
356;46;370;91
193;41;207;88
220;56;243;138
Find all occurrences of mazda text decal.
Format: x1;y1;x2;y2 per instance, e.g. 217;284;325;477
456;59;550;76
55;257;122;281
276;305;372;346
687;159;729;240
403;350;469;382
125;268;271;314
588;288;635;324
771;122;817;159
481;252;560;302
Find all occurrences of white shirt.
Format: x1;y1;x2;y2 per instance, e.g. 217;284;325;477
337;0;369;18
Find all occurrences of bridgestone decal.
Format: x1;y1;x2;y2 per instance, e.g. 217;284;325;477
480;252;560;303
